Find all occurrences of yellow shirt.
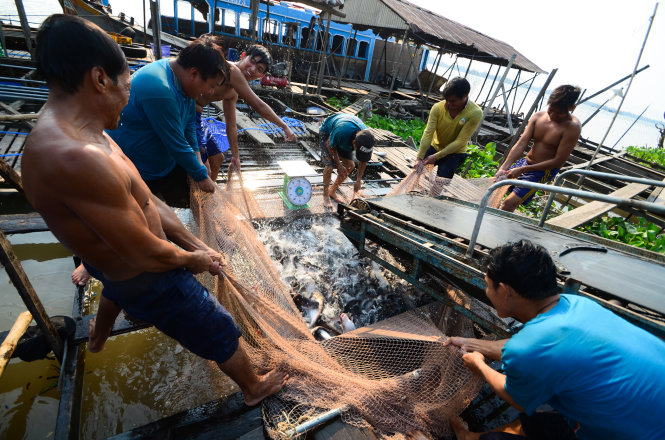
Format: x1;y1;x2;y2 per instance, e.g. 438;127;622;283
417;100;483;160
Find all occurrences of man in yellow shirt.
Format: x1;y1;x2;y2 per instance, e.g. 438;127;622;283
414;77;483;180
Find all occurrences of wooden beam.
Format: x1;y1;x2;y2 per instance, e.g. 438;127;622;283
0;157;23;191
547;182;650;229
0;213;48;234
0;113;40;121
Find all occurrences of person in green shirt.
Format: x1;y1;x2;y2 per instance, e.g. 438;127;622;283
414;77;483;182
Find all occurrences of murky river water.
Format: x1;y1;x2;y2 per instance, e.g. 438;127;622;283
0;211;429;438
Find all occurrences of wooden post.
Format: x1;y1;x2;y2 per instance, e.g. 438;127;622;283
13;0;33;59
0;229;64;363
337;28;357;88
0;158;23;192
250;0;259;42
316;12;331;96
150;0;162;60
463;55;474;79
388;28;409;99
0;310;32;378
0;21;7;58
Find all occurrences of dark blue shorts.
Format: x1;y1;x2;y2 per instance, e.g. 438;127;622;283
479;411;576;440
425;146;467;178
83;262;242;363
509;157;559;205
319;132;353;167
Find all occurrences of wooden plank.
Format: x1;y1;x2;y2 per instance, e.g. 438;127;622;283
109;392;262;439
0;213;48;234
547;183;650;229
300;139;321;161
647;178;665;205
235;113;275;146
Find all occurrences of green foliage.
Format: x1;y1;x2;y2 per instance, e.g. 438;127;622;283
579;216;665;254
462;142;500;178
364;114;426;144
326;96;351;109
626;146;665;168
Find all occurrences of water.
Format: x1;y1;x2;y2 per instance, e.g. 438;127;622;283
0;210;237;439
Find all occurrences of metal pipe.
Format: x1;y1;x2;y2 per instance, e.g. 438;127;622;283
611;106;649;150
583;4;658;174
467;179;665;257
538;169;665;226
576;65;649;105
388;28;409;99
283;405;348;437
516;73;537;115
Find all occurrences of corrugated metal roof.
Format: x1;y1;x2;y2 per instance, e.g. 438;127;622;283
337;0;544;73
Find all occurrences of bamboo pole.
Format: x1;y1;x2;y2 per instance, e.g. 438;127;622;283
0;230;64;363
583;3;658;174
0;112;39;121
0;310;32;378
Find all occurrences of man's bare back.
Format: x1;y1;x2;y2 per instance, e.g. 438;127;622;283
22;72;212;281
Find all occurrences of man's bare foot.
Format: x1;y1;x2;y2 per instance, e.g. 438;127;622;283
323;195;334;210
72;264;90;286
244;369;289;406
450;415;479;440
87;316;111;353
329;192;345;204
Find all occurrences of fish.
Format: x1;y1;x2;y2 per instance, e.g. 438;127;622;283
340;313;356;332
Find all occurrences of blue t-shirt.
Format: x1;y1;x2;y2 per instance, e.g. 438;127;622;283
320;113;366;153
107;59;207;182
502;294;665;440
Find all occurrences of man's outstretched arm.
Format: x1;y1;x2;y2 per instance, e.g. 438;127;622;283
462;351;525;412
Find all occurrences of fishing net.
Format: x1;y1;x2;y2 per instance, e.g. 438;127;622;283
190;176;489;439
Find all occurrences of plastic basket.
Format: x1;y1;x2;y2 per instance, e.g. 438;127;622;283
150;44;171;58
202;118;230;153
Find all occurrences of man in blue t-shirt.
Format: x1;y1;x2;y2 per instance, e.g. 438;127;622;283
443;240;665;440
107;35;228;206
319;113;375;209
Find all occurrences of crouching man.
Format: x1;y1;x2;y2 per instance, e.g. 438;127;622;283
444;240;665;439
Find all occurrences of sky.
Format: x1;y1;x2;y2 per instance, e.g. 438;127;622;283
110;0;665;123
1;0;663;123
406;0;664;123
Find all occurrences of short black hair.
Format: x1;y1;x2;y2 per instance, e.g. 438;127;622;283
36;14;127;94
177;34;229;82
442;77;471;99
245;44;272;70
485;240;559;300
548;85;581;111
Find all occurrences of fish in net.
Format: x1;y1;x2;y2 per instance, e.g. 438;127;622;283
190;178;491;439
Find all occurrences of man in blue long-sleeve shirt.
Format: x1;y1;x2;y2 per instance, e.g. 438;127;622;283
107;35;228;204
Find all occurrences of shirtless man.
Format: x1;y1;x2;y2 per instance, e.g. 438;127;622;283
23;15;286;405
493;85;581;212
211;44;297;172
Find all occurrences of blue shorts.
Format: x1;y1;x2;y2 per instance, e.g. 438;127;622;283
83;262;242;363
319;132;353;167
479;411;576;440
509;157;559;205
197;124;224;163
424;146;467;178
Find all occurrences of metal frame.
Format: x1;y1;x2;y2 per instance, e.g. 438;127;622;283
342;210;511;338
467;179;665;257
538;169;665;227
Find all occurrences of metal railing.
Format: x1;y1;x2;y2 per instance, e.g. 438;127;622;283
466;179;665;257
538;169;665;227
